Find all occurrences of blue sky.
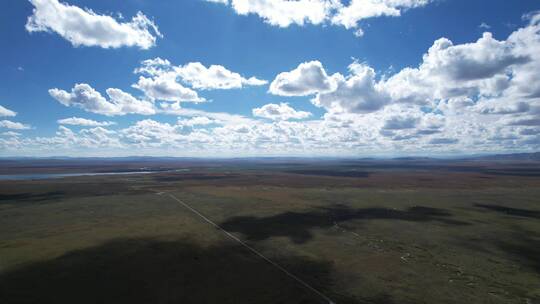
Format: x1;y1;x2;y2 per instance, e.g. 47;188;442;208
1;0;540;156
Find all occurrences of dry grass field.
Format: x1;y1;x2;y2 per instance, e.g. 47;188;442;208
1;159;539;304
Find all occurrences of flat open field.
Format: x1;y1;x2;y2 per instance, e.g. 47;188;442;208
1;159;540;304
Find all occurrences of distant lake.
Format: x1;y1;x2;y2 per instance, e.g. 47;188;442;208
0;169;189;181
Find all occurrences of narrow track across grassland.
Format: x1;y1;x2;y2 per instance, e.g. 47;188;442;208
165;192;335;304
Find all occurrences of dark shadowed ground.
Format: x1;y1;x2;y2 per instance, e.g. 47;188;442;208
0;238;361;304
221;205;469;244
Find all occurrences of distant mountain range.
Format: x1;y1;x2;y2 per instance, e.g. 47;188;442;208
468;152;540;161
0;153;539;162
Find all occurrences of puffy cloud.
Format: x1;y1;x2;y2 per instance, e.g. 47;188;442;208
382;116;418;130
0;105;17;117
504;14;540;99
77;127;120;147
28;125;121;149
476;100;530;115
1;102;535;156
252;103;312;120
368;104;444;142
9;13;540;155
175;62;267;90
49;83;156;116
269;61;337;96
10;120;157;155
50;84;116;114
256;14;540;152
106;88;157;115
178;116;216;126
272;15;540;119
418;33;527;82
131;58;267;105
160;102;255;125
0;120;31;130
0;108;30;134
207;0;431;35
121;119;180;146
312;62;389;113
57;117;116;127
383;32;531;104
331;0;430;29
134;58;172;76
211;0;334;27
135;58;266;93
132;76;204;103
26;0;161;49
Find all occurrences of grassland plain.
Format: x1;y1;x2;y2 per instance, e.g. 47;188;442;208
1;160;540;304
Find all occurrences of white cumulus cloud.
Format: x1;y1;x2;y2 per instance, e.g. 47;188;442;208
271;18;540;117
331;0;430;29
175;62;267;90
135;58;266;92
178;116;216;126
58;117;116;127
253;103;312;120
269;61;337;96
9;12;540;156
206;0;431;35
0;105;17;117
133;76;204;103
0;120;31;130
313;62;389;113
49;83;156;116
26;0;162;49
218;0;334;27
